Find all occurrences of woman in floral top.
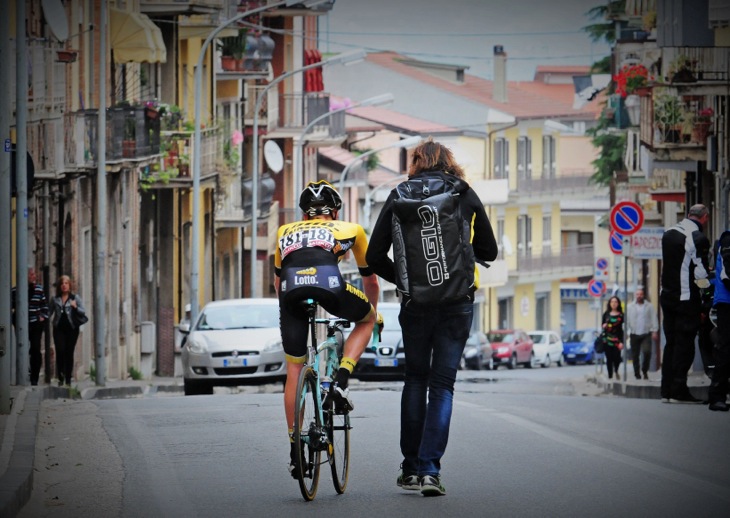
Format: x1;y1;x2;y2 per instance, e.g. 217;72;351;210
602;296;625;380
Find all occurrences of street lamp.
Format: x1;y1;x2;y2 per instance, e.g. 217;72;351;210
249;48;366;297
363;175;407;231
190;0;327;322
337;135;421;220
293;93;394;210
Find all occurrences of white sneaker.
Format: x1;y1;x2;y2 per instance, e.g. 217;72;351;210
331;385;354;413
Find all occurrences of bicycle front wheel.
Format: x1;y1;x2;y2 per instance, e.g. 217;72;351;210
294;366;322;501
325;404;351;493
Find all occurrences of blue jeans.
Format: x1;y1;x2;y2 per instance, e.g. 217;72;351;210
399;300;473;477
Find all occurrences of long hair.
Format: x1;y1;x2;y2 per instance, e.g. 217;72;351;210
408;137;465;179
605;295;623;315
55;275;74;297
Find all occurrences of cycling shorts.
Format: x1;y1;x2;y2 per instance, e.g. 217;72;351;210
279;263;373;361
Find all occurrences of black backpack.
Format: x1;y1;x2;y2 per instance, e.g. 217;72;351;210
391;175;476;304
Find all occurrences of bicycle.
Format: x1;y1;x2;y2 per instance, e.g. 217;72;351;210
292;298;352;501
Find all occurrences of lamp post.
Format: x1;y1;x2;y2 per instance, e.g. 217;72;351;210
190;0;324;322
363;175;406;232
293;93;394;210
249;48;366;297
338;135;421;220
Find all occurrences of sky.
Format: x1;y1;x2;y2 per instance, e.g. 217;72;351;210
319;0;613;81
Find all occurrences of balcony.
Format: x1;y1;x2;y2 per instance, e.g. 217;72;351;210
639;87;714;159
514;173;595;200
509;245;594;282
658;47;730;90
140;0;225;15
9;43;66;121
245;88;343;139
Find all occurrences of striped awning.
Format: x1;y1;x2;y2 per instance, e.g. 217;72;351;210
110;7;166;64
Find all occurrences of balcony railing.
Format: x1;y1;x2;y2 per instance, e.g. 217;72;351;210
515;245;594;274
280;92;332;131
639;87;714;149
9;43;66;120
244;88;342;137
659;47;730;85
515;174;594;195
140;0;225;15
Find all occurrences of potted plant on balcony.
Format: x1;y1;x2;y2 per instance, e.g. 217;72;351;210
691;107;714;144
654;94;685;144
668;54;696;83
217;30;246;71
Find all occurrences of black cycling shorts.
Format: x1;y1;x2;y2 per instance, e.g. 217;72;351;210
279;263;373;361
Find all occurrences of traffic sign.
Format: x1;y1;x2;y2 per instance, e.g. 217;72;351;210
610;201;644;236
596;257;609;271
587;279;607;297
609;230;624;255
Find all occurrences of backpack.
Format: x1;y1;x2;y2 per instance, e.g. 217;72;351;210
391;174;476;304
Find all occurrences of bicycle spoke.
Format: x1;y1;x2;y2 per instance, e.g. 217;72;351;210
294;367;321;501
327;405;350;494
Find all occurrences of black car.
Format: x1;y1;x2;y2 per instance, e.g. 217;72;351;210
351;302;405;380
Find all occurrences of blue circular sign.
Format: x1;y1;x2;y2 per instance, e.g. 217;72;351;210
596;258;608;270
588;279;606;297
610;201;644;236
609;230;623;255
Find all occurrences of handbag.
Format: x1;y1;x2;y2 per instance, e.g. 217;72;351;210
593;333;606;354
73;308;89;327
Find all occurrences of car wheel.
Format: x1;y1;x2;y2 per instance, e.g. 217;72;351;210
507;354;517;370
487;357;494;371
557;354;564;367
474;355;483;370
526;351;535;368
542;354;550;368
184;378;205;396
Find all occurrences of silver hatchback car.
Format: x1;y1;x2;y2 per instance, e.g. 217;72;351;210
181;298;285;395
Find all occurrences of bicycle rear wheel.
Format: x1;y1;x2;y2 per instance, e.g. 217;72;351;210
294;367;322;501
325;403;350;493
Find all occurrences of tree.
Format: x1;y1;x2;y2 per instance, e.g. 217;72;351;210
582;1;625;45
587;111;626;187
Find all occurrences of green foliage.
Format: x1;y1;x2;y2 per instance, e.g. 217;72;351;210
582;1;626;45
217;29;247;59
89;362;96;382
587;109;626;187
353;149;380;171
128;366;143;380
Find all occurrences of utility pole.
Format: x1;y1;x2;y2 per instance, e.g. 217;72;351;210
94;0;107;385
0;0;11;413
15;0;30;386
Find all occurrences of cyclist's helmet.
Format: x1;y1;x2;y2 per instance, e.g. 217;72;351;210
299;180;343;217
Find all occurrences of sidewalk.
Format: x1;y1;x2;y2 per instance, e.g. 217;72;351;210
0;371;712;517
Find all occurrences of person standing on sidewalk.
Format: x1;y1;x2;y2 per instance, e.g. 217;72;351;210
366;138;498;497
660;204;711;404
50;275;88;386
602;296;625;380
708;230;730;412
626;287;659;380
11;267;49;385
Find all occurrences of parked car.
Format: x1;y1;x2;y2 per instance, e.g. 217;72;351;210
528;330;564;367
181;298;286;395
487;329;534;369
561;329;599;365
351;302;405;380
461;330;493;370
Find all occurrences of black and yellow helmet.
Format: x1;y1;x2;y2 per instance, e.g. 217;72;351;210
299;180;343;216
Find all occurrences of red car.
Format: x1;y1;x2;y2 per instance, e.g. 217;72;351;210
487;329;535;369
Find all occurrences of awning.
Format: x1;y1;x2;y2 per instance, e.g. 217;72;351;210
110;7;167;64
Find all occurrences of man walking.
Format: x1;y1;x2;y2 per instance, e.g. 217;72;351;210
11;267;49;385
660;204;711;403
626;287;659;380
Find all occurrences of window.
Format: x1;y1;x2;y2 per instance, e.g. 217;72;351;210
542;135;556;179
498;297;513;329
517;137;532;180
494;138;509;179
497;218;505;257
542;215;552;255
535;293;550;330
517;215;532;257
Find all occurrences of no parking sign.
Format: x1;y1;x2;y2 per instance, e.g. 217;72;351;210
587;279;607;297
609;230;624;255
610;201;644;236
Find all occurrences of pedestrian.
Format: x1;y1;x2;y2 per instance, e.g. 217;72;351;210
11;267;49;385
49;275;88;386
274;180;379;477
708;230;730;412
602;295;625;380
366;138;498;497
660;203;711;404
179;303;192;333
626;287;659;380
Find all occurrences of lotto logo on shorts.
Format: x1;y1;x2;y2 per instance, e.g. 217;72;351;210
296;267;317;275
328;276;340;288
281;280;287;291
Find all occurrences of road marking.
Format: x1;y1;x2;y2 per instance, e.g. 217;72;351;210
456;401;730;502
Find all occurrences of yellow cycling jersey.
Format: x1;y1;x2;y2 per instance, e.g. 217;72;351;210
275;219;370;269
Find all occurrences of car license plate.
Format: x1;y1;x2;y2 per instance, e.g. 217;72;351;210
223;357;247;367
567;354;576;358
375;359;397;367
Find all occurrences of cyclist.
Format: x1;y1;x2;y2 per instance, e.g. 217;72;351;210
274;180;379;476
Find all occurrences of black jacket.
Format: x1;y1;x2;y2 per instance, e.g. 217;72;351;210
660;217;710;307
366;170;498;287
